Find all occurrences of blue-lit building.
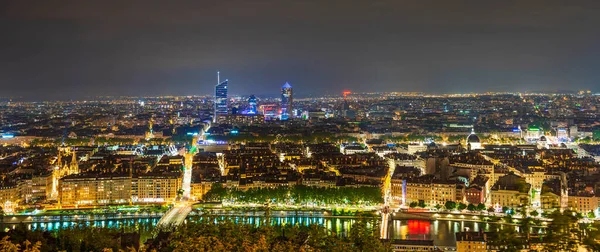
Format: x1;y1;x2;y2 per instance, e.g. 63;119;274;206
281;82;293;120
248;95;257;114
214;79;228;122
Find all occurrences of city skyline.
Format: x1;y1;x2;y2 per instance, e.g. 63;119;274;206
2;91;600;250
4;1;600;251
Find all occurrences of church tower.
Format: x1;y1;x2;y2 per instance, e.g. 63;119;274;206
145;118;155;140
70;151;79;175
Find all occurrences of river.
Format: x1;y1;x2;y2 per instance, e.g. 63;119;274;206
0;210;543;247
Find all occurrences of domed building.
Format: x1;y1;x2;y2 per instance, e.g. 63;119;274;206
538;135;548;149
466;128;482;150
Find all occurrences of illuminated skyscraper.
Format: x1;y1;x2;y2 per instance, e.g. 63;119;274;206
248;95;257;114
214;72;228;123
281;82;293;120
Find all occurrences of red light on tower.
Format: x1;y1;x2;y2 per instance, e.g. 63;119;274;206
343;91;351;100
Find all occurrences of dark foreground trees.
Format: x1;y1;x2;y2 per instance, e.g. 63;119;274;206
0;224;132;252
151;218;389;252
1;219;389;252
486;210;600;252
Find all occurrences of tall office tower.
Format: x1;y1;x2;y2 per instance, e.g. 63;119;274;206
248;95;257;114
214;72;228;123
281;82;293;120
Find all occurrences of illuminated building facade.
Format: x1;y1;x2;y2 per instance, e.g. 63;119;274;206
59;175;131;206
219;114;265;125
541;191;561;210
466;129;482;150
465;186;485;205
0;185;19;205
0;185;18;214
491;189;531;209
568;195;599;214
456;232;487;252
247;95;257;114
132;174;181;203
59;173;181;206
260;104;277;119
19;174;52;203
281;82;293;120
96;176;131;204
190;181;214;201
526;126;542;140
214;74;228;122
490;174;531;209
557;127;568;141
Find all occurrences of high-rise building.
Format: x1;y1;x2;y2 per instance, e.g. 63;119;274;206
281;82;293;120
214;72;228;123
248;95;257;114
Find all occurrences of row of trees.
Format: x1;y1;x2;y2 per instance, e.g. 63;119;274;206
204;184;384;206
29;137;169;147
408;200;486;212
0;225;133;252
30;138;91;146
409;200;597;221
208;133;359;144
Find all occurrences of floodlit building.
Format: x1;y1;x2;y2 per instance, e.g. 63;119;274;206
190;181;214;201
403;175;458;206
19;174;53;203
456;232;487;252
280;82;293;120
60;174;131;206
132;173;182;203
247;95;258;114
214;73;228;123
0;185;19;205
526;126;542;140
59;173;182;206
466;129;482;150
568;194;599;214
407;143;427;154
490;173;531;209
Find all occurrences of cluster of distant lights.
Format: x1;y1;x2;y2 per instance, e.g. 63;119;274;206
198;140;227;145
187;130;238;136
1;134;14;139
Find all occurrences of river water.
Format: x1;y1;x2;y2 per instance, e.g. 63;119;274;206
0;211;542;247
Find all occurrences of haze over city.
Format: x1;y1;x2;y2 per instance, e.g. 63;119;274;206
2;0;600;100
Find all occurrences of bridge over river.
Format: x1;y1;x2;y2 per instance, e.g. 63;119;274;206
157;148;399;236
156;204;192;227
156;123;208;227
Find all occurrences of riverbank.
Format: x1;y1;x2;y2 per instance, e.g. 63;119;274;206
6;204;170;216
392;210;549;228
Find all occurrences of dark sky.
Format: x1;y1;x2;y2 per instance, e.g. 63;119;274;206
1;0;600;100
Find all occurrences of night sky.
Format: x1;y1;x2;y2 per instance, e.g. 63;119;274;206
1;0;600;100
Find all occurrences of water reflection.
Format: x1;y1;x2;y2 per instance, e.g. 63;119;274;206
189;215;366;237
1;212;543;247
389;219;544;247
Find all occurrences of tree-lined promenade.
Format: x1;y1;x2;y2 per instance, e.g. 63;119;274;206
203;184;384;208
